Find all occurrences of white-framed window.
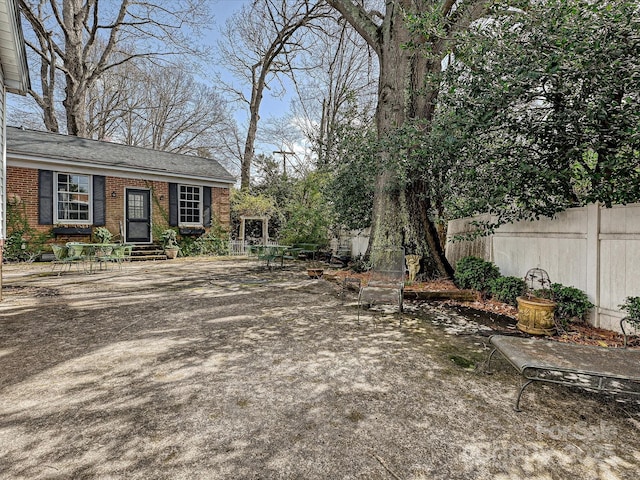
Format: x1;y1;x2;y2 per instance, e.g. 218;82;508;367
55;172;91;223
179;184;202;225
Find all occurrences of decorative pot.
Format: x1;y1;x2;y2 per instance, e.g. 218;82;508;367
307;268;324;279
165;247;179;259
516;296;557;336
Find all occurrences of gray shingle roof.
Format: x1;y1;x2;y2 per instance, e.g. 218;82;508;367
6;126;235;184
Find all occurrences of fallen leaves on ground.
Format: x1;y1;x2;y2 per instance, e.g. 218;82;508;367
328;269;637;348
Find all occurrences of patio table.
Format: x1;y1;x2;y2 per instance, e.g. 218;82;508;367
248;245;292;269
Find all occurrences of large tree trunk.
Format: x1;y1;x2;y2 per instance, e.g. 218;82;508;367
329;0;455;278
62;0;89;136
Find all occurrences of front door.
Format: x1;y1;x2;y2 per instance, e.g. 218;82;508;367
125;189;151;243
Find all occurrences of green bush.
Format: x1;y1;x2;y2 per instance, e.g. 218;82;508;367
490;276;526;306
4;202;51;262
349;254;371;273
454;256;501;293
194;231;229;256
178;219;229;257
550;283;593;322
619;296;640;328
93;226;113;244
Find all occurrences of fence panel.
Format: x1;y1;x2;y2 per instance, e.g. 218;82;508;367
446;203;640;332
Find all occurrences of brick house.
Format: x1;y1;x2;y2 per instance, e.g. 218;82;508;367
5;126;235;245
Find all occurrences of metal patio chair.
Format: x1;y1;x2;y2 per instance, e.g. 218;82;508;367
104;244;133;270
65;242;89;272
357;246;405;323
51;245;72;274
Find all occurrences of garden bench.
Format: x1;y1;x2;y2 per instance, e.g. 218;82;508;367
486;334;640;411
330;246;351;266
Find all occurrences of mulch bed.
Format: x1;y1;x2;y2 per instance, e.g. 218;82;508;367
326;269;638;349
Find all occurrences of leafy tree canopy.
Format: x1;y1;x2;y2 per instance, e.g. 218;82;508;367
420;0;640;233
279;172;334;246
230;189;277;218
322;114;378;232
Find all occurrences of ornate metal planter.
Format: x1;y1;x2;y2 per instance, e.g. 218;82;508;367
516;267;557;335
516;296;557;336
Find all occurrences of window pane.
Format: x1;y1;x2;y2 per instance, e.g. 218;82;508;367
128;193;145;219
56;173;91;222
178;185;202;224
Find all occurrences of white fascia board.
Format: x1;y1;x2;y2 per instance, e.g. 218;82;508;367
0;0;30;94
7;153;235;189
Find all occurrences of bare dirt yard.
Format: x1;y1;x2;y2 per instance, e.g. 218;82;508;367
0;257;639;479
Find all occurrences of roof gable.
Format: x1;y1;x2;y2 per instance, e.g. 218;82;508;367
6;127;236;185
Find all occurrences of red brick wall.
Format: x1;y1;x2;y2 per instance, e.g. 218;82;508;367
106;178;169;238
6;167;44;233
6;166;231;242
213;187;230;229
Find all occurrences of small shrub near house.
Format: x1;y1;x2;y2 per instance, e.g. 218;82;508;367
179;222;229;257
490;276;527;306
194;232;229;256
4;201;50;262
454;256;501;294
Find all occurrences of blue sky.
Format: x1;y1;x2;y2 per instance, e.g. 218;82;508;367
203;0;311;169
205;0;294;122
8;0;304;167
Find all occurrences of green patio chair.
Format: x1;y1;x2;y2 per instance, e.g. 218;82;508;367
65;243;88;272
51;245;71;274
105;244;133;270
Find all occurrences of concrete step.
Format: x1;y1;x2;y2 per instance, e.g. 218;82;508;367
130;244;168;261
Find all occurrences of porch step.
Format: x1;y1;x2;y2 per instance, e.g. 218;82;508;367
130;244;168;261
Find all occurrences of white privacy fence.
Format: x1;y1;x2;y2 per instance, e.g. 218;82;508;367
446;203;640;332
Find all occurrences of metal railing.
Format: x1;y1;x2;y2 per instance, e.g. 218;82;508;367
228;239;279;256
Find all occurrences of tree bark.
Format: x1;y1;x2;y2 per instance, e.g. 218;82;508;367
327;0;449;276
327;0;485;277
241;64;267;190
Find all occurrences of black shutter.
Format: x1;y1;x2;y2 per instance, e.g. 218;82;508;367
203;186;212;227
168;183;178;226
93;175;106;226
38;170;54;225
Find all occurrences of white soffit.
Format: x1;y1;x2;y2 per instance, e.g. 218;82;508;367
0;0;30;94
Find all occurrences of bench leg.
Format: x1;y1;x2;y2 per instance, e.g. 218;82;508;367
514;379;534;412
483;348;499;374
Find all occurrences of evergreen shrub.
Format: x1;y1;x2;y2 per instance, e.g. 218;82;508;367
550;283;593;322
490;276;526;306
454;256;500;293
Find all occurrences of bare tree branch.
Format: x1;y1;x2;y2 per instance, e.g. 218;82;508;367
217;0;333;189
19;0;211;135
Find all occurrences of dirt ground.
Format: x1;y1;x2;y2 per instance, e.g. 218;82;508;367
0;257;639;479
